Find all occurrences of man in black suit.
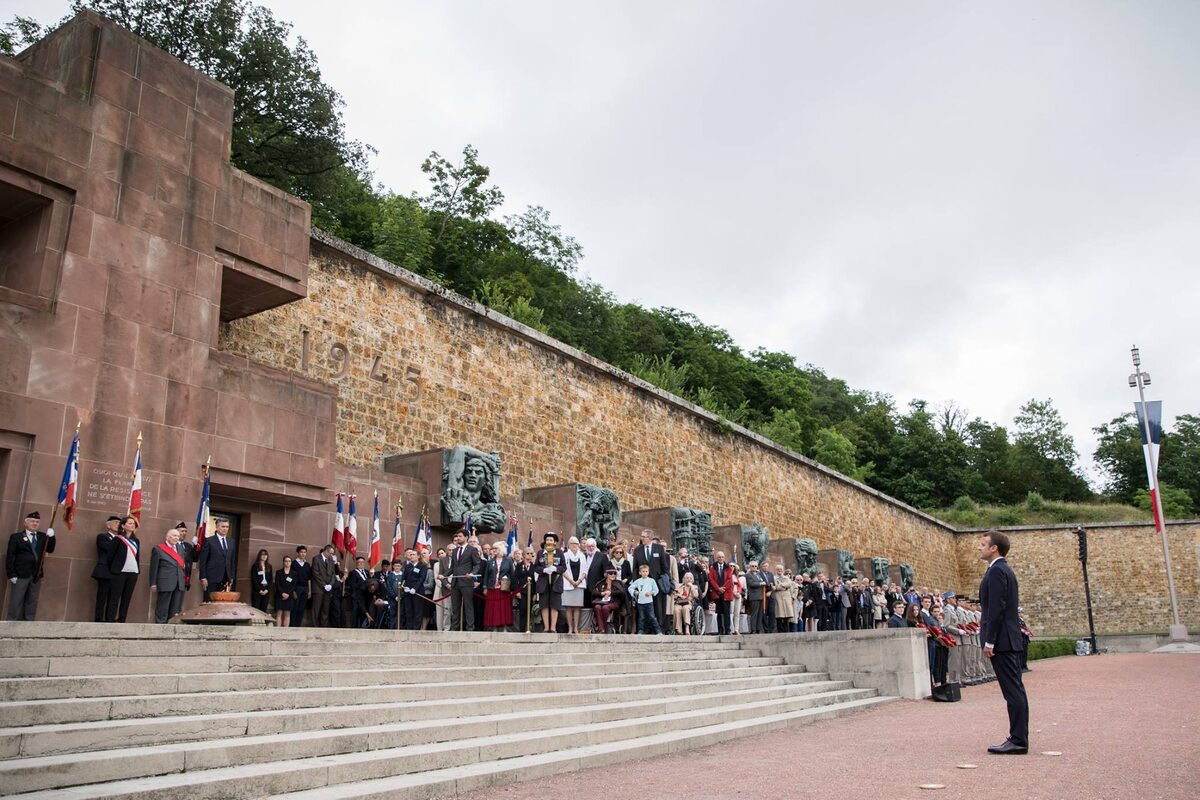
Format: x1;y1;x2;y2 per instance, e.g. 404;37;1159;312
290;545;311;626
978;530;1029;755
5;511;56;621
198;518;235;601
92;515;122;621
311;545;339;627
833;577;851;630
582;537;611;609
512;548;538;632
347;556;370;627
631;529;671;633
149;526;188;623
444;528;481;631
886;600;908;627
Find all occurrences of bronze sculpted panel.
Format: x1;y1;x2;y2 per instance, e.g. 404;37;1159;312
577;485;621;551
793;538;818;576
441;446;506;532
671;508;713;559
740;523;769;565
899;563;915;590
871;556;890;585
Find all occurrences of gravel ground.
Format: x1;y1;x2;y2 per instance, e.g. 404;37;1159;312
483;653;1199;800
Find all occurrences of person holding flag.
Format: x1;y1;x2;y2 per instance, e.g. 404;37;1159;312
5;510;56;621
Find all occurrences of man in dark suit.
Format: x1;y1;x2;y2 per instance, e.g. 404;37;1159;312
978;530;1029;755
582;537;611;609
833;577;851;630
512;548;538;632
290;545;311;626
444;528;482;631
5;511;56;621
886;600;908;627
311;545;339;627
91;515;122;621
399;548;429;630
149;526;188;623
631;529;671;633
707;551;735;635
347;556;370;627
198;518;235;601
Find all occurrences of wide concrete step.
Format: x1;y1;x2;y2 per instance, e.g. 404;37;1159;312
0;674;843;759
0;657;792;701
0;635;741;659
0;667;828;728
5;693;894;799
0;646;765;678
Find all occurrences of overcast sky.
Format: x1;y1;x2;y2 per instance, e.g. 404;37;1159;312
14;1;1200;484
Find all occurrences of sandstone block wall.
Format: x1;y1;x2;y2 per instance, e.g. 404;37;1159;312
954;522;1200;636
220;233;962;588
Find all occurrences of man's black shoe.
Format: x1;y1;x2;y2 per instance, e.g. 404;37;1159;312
987;741;1028;755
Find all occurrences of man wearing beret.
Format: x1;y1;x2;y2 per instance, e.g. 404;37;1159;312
92;515;123;622
5;511;56;621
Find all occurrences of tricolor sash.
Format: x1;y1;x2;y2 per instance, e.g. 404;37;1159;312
157;542;186;571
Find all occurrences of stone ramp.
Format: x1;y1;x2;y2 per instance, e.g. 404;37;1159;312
0;623;895;799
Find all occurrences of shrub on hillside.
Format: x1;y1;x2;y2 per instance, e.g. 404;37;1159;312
1028;638;1076;660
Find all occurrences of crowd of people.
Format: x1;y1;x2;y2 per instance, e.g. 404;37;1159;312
9;509;1031;691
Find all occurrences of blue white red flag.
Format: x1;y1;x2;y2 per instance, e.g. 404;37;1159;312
57;429;80;530
127;440;143;522
332;493;345;553
195;463;212;552
392;502;404;562
346;494;358;557
1135;400;1164;531
506;514;519;556
368;492;381;568
413;509;431;554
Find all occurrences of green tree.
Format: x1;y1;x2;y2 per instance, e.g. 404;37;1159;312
1159;414;1200;510
1092;413;1145;503
421;145;505;243
504;206;582;274
1010;398;1092;501
627;354;690;397
0;15;42;54
372;193;433;277
472;280;549;333
1134;483;1195;519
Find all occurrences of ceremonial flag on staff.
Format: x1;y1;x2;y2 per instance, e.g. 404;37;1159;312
127;435;143;522
57;428;80;530
413;509;431;554
391;503;404;562
464;514;474;536
195;462;212;552
1135;399;1165;532
346;494;358;557
506;513;518;555
527;520;533;550
332;493;345;553
368;492;381;568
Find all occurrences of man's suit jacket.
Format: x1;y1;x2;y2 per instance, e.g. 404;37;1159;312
837;585;852;608
5;531;55;580
631;543;670;580
584;551;611;593
92;532;118;580
744;569;767;601
707;562;735;600
979;557;1023;652
311;555;339;593
446;544;482;586
886;614;908;628
149;542;187;591
178;540;196;588
347;568;371;602
512;560;538;595
291;559;312;594
199;536;235;586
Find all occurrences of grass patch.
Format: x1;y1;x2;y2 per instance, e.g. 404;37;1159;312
929;500;1152;528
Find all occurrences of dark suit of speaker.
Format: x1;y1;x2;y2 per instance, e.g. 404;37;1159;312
198;536;235;601
980;557;1029;748
444;544;481;631
149;542;187;623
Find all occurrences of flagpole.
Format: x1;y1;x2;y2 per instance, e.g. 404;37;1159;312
36;421;80;580
127;431;142;517
1129;346;1183;636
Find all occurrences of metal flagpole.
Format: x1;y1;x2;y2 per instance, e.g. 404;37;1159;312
1129;345;1186;644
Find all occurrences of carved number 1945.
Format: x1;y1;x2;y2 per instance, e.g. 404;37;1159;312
300;329;421;402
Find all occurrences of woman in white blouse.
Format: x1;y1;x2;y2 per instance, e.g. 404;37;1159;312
561;536;586;634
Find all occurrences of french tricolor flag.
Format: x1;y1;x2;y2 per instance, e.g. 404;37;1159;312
332;493;345;553
368;492;381;568
57;428;80;530
128;437;143;523
1135;400;1164;531
346;494;358;557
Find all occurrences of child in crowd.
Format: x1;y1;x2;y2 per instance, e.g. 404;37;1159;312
628;563;661;634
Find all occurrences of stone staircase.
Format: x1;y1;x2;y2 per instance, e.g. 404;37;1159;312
0;622;895;799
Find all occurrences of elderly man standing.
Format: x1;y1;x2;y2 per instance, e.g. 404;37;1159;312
631;530;671;634
149;526;188;623
5;511;55;621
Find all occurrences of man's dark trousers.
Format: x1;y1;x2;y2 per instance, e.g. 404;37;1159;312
991;650;1029;747
450;579;474;631
714;598;730;635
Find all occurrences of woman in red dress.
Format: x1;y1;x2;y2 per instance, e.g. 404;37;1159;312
482;540;515;630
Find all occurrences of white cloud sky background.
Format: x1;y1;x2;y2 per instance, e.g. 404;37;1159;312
11;1;1200;485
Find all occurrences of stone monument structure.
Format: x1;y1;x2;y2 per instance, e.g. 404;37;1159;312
899;563;915;589
817;548;856;580
440;446;505;532
871;556;890;585
580;485;622;551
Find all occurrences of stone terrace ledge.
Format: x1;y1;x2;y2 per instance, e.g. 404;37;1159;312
728;628;932;701
310;229;954;534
